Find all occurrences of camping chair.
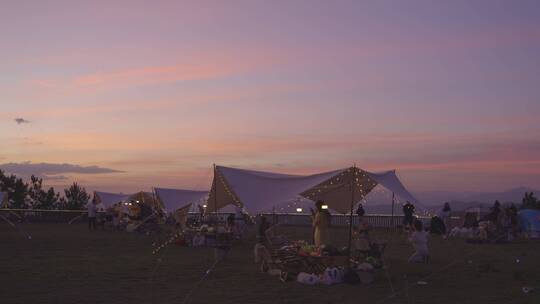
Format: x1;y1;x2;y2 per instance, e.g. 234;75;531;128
258;227;307;276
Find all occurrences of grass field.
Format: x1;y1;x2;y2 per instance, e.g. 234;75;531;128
1;222;540;304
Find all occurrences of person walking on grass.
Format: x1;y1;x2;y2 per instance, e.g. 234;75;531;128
87;199;97;231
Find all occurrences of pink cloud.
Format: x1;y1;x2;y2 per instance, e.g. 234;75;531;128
72;64;228;88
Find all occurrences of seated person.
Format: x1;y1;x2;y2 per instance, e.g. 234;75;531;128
263;222;288;247
257;216;271;243
173;208;189;231
192;231;206;247
429;216;446;235
408;220;429;263
351;226;371;252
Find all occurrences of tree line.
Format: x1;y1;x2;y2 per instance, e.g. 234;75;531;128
1;169;539;211
0;169;90;210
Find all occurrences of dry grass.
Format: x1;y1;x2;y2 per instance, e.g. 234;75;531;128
1;222;539;304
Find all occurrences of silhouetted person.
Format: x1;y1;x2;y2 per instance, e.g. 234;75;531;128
227;213;235;230
356;203;365;217
489;200;502;224
438;202;452;237
440;202;451;219
506;203;519;238
356;203;366;226
197;204;205;223
402;201;415;230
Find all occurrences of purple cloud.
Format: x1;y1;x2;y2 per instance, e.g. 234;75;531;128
0;162;123;176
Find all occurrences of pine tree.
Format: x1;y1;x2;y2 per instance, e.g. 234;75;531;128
63;182;90;210
0;169;29;209
27;175;61;209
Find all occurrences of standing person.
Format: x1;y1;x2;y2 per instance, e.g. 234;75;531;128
313;200;330;247
197;204;205;225
234;205;245;239
408;220;429;263
490;201;501;220
439;203;451;221
507;203;519;238
226;213;235;232
356;203;366;225
87;199;97;231
490;200;502;231
438;202;452;238
402;201;415;231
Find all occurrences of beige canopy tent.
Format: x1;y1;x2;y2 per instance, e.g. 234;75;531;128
299;167;378;214
128;191;159;209
301;167;419;214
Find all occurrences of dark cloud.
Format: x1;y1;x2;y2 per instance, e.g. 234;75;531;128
0;162;123;176
14;118;30;124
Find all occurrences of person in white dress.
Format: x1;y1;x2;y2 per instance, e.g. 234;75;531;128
408;220;429;263
87;200;97;231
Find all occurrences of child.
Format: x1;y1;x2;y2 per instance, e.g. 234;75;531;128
408;220;429;263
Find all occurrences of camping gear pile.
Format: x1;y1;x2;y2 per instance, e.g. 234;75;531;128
166;225;233;247
152;224;233;255
258;239;381;285
177;225;232;248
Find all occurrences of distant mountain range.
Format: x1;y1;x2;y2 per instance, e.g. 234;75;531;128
270;187;539;214
365;186;539;213
413;187;538;206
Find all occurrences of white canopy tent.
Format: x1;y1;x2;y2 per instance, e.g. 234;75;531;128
367;170;418;204
154;187;208;213
206;165;343;213
207;165;418;215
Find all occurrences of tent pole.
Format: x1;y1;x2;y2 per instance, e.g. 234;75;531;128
390;192;396;228
152;187;158;210
213;164;218;225
391;192;395;229
347;165;356;261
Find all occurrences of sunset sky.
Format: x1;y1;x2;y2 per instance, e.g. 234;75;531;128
1;0;539;194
